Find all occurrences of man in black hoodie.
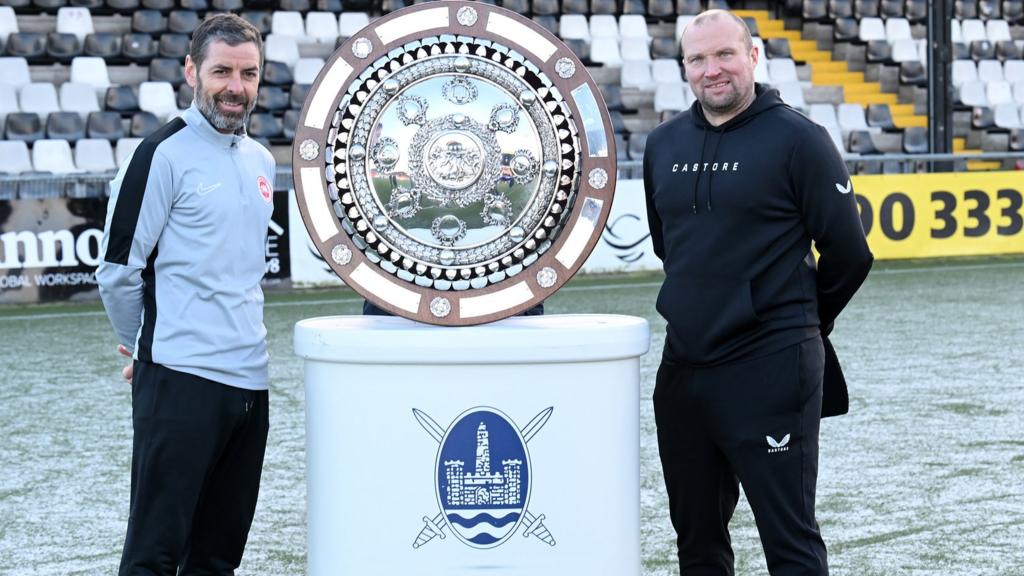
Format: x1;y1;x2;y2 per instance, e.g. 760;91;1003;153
643;10;873;576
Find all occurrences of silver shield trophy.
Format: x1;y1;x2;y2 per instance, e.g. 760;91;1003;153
292;0;616;325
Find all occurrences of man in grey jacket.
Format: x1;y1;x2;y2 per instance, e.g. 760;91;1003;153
97;14;275;576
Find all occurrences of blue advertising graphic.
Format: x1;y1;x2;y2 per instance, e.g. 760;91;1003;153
412;406;556;550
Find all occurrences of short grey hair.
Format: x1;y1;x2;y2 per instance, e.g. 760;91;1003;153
189;13;263;74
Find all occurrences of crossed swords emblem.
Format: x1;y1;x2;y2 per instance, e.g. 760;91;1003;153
411;407;557;549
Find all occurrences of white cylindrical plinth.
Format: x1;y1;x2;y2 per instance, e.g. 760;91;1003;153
294;314;650;576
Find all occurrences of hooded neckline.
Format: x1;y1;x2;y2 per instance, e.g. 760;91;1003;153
687;84;786;214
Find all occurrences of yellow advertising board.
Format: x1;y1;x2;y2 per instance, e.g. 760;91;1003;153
851;171;1024;259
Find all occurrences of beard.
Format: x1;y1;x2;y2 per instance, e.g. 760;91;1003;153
194;78;255;133
697;83;744;115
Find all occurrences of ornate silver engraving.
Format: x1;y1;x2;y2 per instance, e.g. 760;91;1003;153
456;6;478;26
555;57;576;79
429;296;452;317
352;37;373;59
588;167;608;190
431;215;468;245
331;244;352;265
442;76;478;105
299;139;320;161
536;266;557;288
371;137;401;169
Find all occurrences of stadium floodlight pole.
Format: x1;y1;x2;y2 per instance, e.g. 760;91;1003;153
926;0;953;171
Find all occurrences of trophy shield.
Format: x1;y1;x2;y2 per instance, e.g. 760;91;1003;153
292;1;616;325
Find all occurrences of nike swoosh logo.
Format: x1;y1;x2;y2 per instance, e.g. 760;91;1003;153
835;179;852;194
196;182;222;196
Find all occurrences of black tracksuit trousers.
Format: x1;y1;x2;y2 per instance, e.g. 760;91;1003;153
654;337;828;576
119;361;269;576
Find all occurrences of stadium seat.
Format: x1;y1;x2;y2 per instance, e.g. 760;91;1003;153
591;0;618;14
978;59;1004;82
866;103;895;129
105;85;139;113
590;38;622;67
651;37;680;59
107;0;141;10
180;0;209;9
158;33;190;60
677;0;703;15
622;0;647;15
5;112;43;143
833;17;860;41
212;0;244;10
979;0;1002;18
6;33;46;61
654;83;689;112
0;141;32;175
122;33;158;62
19;83;60;118
1004;0;1024;22
560;14;591;42
901;126;928;153
149;58;185;87
952;59;978;87
987;80;1013;105
620;15;651;42
262;60;294;87
315;0;343;10
971;39;997;60
847;129;882;153
810;103;840;129
885;18;912;41
996;40;1021;60
84;33;121;59
675;15;696;41
859;17;886;42
381;0;408;12
905;0;928;22
961;19;987;43
777;82;807;110
0;85;17;127
628;132;647;160
265;35;300;68
900;61;927;85
590;15;619;40
241;11;273;36
828;0;854;18
46;33;82;63
1014;80;1024;104
838;102;871;133
803;0;828;21
534;0;562;15
957;0;980;19
138;81;177;120
32;140;79;174
768;58;799;84
621;61;654;90
70;57;111;97
74;138;116;173
652;59;683;84
272;11;307;41
993;101;1023;127
985;19;1012;41
753;38;770;83
248;112;283;139
176;84;193;110
115;137;143;166
279;0;311;10
130;111;161;137
59;82;100;119
608;109;625;133
854;0;881;18
256;86;289;112
293;58;325;85
866;40;893;63
531;15;557;36
46;111;86;142
765;38;792;59
290;83;310;109
0;7;17;45
621;38;651;61
305;12;339;44
283;108;299;139
56;7;93;42
132;10;166;34
141;0;175;10
86;111;125;141
959;81;988;106
972;105;995;128
1010;128;1024;150
168;10;201;35
880;0;903;18
560;0;588;14
891;39;920;62
339;13;370;39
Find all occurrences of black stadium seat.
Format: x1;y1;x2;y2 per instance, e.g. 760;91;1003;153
283;109;299;140
848;130;881;154
257;86;289;112
1004;0;1024;23
149;58;185;86
833;17;859;41
902;127;928;153
87;111;126;141
158;34;190;60
46;111;86;142
866;40;892;63
899;61;927;85
979;0;1001;18
33;0;68;11
803;0;828;21
880;0;903;18
648;0;675;18
828;0;854;19
290;84;310;109
628;132;648;160
905;0;928;22
591;0;618;14
996;40;1021;60
107;0;141;10
765;38;792;59
177;84;193;110
5;113;45;144
212;0;244;10
105;85;140;113
47;32;81;62
533;15;559;36
122;33;158;62
609;110;626;133
381;0;408;13
141;0;175;10
651;37;680;59
601;84;623;111
970;40;996;61
622;0;646;15
677;0;703;14
565;38;590;62
972;106;995;129
854;0;879;18
1009;128;1024;151
168;10;201;35
132;10;166;35
247;112;283;139
262;61;293;87
278;0;311;10
532;0;560;15
241;12;273;36
84;33;122;59
179;0;210;10
867;103;895;130
69;0;103;7
955;0;979;19
316;0;343;11
952;42;970;60
742;17;759;36
131;111;161;137
6;33;46;62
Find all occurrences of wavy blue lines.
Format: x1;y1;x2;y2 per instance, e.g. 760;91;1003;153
446;512;519;528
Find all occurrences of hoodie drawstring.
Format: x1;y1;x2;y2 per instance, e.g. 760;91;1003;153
705;131;724;213
692;128;724;214
692;129;709;214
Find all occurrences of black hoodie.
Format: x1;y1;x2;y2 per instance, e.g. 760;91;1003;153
643;84;873;367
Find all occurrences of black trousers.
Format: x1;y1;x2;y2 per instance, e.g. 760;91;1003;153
653;337;828;576
119;361;269;576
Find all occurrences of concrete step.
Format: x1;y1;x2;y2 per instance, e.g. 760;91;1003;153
792;50;834;62
844;92;899;105
810;61;850;73
890;104;916;116
842;83;883;95
893;115;928;128
813;71;866;84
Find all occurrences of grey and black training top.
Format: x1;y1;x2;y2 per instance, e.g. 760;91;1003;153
97;105;276;390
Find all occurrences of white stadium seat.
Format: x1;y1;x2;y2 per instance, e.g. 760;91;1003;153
293;58;325;85
977;59;1003;83
885;18;912;42
619;15;651;42
0;57;31;92
138;81;178;121
858;17;886;42
651;59;683;84
620;60;654;90
986;19;1011;43
19;83;61;118
264;34;301;68
961;19;987;44
986;81;1013;106
0;141;32;174
32;140;79;174
892;39;920;63
993;102;1022;129
1004;61;1024;87
59;82;100;119
339;12;370;39
825;125;847;154
590;15;619;40
589;37;622;67
559;14;590;42
620;37;651;61
952;59;978;88
0;84;18;128
70;57;111;98
768;58;798;84
950;19;962;44
56;7;94;42
1014;81;1024;105
271;11;307;40
675;15;695;41
653;83;688;112
753;37;769;83
74;138;116;173
0;6;19;43
809;103;839;130
305;12;340;44
837;103;871;133
959;81;988;107
115;138;144;167
776;82;807;111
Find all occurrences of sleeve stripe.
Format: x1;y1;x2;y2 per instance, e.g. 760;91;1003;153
103;117;188;265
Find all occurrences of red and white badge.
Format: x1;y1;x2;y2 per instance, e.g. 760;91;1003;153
257;175;273;203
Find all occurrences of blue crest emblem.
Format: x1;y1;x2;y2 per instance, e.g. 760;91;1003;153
412;406;556;549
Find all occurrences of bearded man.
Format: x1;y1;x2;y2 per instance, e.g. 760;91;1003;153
97;13;275;575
